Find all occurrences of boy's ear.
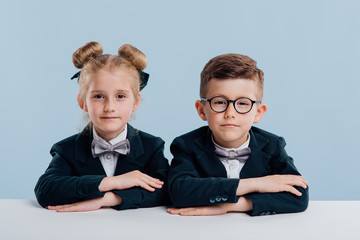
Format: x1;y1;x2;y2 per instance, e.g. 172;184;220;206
132;93;141;112
253;103;267;123
195;100;207;121
77;94;88;112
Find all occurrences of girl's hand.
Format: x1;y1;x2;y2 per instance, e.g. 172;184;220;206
99;170;164;192
47;198;103;212
237;175;308;196
47;192;122;212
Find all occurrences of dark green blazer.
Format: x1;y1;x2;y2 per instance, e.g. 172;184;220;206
168;126;308;216
35;124;169;210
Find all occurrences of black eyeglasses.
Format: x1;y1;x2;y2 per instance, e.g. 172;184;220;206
200;96;261;114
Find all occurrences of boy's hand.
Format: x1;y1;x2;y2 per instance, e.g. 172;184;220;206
46;192;122;212
99;170;164;192
167;197;253;216
237;175;308;196
167;204;228;216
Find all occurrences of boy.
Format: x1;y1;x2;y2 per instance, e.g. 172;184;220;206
167;54;309;216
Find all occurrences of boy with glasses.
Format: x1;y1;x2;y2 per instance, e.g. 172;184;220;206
167;53;309;216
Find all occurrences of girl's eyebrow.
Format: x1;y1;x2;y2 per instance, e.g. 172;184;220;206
90;89;131;93
115;89;131;93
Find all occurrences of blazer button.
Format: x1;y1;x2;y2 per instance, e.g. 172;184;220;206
259;212;266;216
215;196;222;202
271;211;276;215
209;197;215;204
265;212;271;215
221;195;228;201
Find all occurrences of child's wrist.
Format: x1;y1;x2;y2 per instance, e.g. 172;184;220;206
237;178;257;195
101;192;122;207
237;197;253;212
220;197;252;213
99;177;115;192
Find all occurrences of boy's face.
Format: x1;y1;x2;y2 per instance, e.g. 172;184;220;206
195;78;267;148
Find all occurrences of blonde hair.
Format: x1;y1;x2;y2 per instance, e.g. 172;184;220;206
72;42;147;130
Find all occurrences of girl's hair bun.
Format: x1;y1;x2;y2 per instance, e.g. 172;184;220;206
72;42;103;69
118;44;147;71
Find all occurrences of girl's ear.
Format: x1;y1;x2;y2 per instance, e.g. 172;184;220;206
253;103;267;123
132;92;141;112
77;94;88;112
195;100;207;121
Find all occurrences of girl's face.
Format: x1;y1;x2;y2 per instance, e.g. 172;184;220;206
79;69;140;141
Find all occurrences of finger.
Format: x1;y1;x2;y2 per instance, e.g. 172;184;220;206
167;208;187;215
168;207;196;215
286;186;302;196
147;180;164;189
139;181;156;192
47;204;72;210
140;174;164;185
132;170;164;185
288;177;308;189
140;176;163;189
56;205;80;212
301;178;309;186
296;179;308;189
167;208;181;214
179;208;202;216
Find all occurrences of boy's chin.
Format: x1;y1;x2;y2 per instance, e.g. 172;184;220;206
213;134;248;149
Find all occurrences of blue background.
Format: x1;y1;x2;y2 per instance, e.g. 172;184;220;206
1;0;359;200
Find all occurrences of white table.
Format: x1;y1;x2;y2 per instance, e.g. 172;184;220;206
0;200;359;240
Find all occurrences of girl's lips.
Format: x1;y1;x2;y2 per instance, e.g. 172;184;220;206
102;117;118;119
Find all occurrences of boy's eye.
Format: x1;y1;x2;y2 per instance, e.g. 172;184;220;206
237;101;249;106
213;100;226;105
117;94;125;99
236;99;251;106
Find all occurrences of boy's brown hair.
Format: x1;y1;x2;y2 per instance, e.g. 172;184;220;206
200;53;264;99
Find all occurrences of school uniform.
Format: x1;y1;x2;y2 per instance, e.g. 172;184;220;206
168;126;309;216
35;124;169;210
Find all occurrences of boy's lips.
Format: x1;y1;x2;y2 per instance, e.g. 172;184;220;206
221;123;239;127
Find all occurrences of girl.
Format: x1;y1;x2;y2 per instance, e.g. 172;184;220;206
35;42;169;212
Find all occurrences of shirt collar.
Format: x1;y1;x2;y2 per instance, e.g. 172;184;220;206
92;125;128;145
212;133;250;152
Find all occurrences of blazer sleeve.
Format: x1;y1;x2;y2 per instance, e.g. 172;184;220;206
168;137;240;208
244;137;309;216
112;138;169;210
34;144;105;208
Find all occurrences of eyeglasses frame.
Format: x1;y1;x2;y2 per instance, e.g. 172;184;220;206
200;96;261;114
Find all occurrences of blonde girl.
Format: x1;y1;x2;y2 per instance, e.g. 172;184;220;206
35;42;169;212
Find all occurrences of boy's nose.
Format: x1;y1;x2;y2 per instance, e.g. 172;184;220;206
224;103;236;118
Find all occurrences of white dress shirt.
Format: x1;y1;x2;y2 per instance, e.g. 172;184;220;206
92;126;127;177
212;135;250;178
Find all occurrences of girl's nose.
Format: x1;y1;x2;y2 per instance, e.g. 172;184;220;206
104;99;116;112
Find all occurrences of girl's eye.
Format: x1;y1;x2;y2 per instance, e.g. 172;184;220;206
93;94;104;99
117;94;125;99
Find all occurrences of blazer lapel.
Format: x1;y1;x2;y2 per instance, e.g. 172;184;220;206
194;127;227;178
74;127;107;176
240;128;271;179
114;124;144;174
